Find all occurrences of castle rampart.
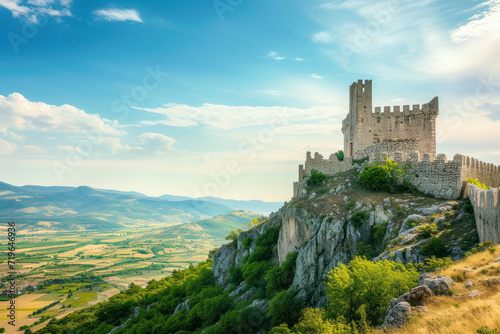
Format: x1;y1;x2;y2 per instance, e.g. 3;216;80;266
468;184;500;244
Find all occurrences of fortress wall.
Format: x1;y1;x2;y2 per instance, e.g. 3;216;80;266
362;139;420;162
454;154;500;187
399;152;463;199
293;181;306;199
468;184;500;243
303;151;353;176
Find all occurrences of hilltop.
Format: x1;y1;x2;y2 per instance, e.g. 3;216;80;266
29;167;492;334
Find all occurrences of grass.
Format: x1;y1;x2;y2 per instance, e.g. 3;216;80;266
376;247;500;334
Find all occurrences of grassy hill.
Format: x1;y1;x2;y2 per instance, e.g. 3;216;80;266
0;182;234;230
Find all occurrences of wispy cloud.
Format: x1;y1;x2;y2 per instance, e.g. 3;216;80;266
450;0;500;43
0;138;17;154
0;0;72;20
310;73;327;80
0;0;30;16
312;31;331;43
295;57;305;61
24;145;46;153
93;8;143;23
266;51;285;61
138;133;176;155
135;103;346;132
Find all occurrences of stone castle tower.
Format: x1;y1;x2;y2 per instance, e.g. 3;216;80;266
341;80;439;158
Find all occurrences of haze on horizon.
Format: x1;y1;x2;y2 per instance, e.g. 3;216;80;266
0;0;499;202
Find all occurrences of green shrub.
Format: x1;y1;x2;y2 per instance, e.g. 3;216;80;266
225;230;239;242
423;256;453;272
226;266;243;285
335;150;344;162
350;211;370;229
421;237;448;258
417;224;438;238
307;169;327;187
359;166;391;192
477;326;500;334
268;287;304;327
346;200;356;211
242;237;253;250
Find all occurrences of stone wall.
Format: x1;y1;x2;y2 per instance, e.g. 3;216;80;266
358;139;420;161
468;184;500;244
405;153;463;199
455;154;500;196
293;181;306;199
303;151;352;176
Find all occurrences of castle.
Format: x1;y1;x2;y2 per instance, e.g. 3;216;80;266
293;80;500;241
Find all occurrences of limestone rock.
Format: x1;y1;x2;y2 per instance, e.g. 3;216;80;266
173;299;189;316
396;285;433;306
494;258;500;263
381;301;411;329
421;276;453;293
479;277;500;287
212;243;237;286
468;289;483;298
465;281;474;288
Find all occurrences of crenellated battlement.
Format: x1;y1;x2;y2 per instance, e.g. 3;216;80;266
469;185;500;243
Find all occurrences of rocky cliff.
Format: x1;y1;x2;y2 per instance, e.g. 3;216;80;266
212;169;480;309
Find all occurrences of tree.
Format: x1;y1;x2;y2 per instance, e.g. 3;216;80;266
225;230;238;242
325;257;419;326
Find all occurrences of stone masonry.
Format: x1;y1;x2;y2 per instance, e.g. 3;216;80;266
341;80;438;158
468;184;500;244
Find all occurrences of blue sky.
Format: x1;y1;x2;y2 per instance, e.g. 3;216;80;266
0;0;499;201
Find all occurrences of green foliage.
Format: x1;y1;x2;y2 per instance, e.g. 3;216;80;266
477;326;500;334
242;261;269;288
421;237;448;258
405;219;421;228
242;237;253;250
335;150;345;162
350;211;370;229
359;157;410;193
417;224;438;238
225;230;239;242
346;199;357;211
468;177;491;190
307;169;327;187
247;225;280;263
325;256;419;326
359;165;392;192
423;256;453;272
265;252;298;298
226;266;244;285
268;287;304;328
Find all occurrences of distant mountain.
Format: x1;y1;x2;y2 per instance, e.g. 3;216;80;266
156;210;262;240
0;181;234;231
5;182;282;215
158;195;282;215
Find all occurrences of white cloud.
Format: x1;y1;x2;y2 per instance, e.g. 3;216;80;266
312;31;331;43
93;8;143;23
0;93;124;135
8;131;24;141
138;133;176;155
0;0;72;20
24;145;46;153
99;137;133;155
266;51;285;61
57;145;81;153
310;73;327;80
135;104;346;132
0;0;30;16
295;57;305;61
450;0;500;43
0;138;17;154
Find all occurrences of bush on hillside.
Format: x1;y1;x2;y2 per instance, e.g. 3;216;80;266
326;257;419;326
350;211;370;229
421;237;448;258
307;169;327;187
